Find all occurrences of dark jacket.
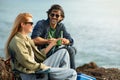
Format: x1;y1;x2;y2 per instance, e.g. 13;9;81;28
31;19;74;50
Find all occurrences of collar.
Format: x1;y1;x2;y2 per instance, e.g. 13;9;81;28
16;32;29;41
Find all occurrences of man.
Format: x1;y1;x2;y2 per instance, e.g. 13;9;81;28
31;4;76;69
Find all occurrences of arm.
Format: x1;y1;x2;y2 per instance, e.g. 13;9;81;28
33;37;49;45
31;36;57;55
58;24;74;46
31;20;48;45
63;27;74;45
43;39;57;54
60;38;70;45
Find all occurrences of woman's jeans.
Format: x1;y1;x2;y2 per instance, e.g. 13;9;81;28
20;49;77;80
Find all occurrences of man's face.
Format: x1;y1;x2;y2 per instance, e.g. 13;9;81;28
49;9;63;26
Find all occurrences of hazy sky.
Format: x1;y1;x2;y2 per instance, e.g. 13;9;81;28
1;0;120;24
64;0;120;26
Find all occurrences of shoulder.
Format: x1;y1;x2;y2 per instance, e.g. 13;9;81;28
36;19;47;25
57;22;66;29
10;35;24;46
58;22;64;26
58;22;65;27
35;19;49;29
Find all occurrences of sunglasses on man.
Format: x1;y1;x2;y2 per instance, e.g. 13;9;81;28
50;13;61;18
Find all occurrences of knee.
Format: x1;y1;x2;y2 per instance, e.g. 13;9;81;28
57;49;69;56
69;69;77;78
62;49;69;57
67;47;77;55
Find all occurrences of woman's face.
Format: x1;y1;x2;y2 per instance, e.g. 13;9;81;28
49;9;63;26
22;17;33;34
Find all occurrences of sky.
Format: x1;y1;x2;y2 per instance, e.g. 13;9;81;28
1;0;120;26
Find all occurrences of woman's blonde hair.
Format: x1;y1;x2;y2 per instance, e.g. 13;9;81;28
5;13;32;60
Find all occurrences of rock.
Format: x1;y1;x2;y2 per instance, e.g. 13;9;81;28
76;62;120;80
1;57;120;80
0;57;13;80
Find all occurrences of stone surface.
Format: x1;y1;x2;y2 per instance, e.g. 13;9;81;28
1;57;120;80
76;62;120;80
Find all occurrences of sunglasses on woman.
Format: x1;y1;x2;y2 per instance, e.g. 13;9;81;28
25;22;33;25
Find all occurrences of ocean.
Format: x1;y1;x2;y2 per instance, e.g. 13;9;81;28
0;0;120;68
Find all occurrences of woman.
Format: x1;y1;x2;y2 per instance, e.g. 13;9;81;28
5;13;77;80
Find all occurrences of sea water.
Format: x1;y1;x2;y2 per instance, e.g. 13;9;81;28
0;0;120;68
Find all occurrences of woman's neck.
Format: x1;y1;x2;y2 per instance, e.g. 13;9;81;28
18;31;28;39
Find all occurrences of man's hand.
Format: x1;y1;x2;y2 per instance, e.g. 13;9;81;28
48;38;70;45
59;38;70;45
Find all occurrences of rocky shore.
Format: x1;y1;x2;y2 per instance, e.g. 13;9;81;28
76;62;120;80
1;57;120;80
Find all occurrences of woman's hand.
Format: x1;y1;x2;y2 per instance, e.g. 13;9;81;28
43;65;51;70
47;38;57;44
44;39;58;54
49;38;58;46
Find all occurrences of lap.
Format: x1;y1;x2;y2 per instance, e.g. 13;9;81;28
20;73;48;80
20;68;76;80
